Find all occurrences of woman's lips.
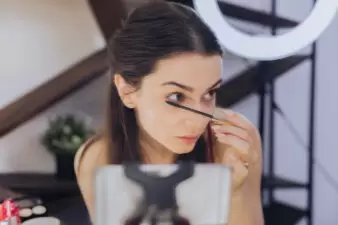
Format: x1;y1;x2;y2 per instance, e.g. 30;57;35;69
176;136;199;144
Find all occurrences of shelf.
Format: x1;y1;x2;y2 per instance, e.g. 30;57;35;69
0;186;24;202
264;202;306;225
46;196;91;225
0;173;80;198
262;176;308;189
167;0;298;28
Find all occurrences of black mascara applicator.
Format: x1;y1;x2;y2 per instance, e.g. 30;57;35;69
165;100;227;125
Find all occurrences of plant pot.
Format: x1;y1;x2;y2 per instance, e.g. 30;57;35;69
55;153;76;180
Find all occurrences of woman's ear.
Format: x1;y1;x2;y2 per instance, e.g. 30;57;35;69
113;74;136;109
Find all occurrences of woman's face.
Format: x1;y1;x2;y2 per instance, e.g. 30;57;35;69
124;53;222;154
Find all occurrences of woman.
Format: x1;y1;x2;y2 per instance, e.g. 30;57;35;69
75;1;264;224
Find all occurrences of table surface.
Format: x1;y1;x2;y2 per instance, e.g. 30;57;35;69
0;174;88;225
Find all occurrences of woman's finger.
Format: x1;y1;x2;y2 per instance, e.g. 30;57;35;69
215;133;251;162
214;109;254;132
211;124;251;142
222;152;248;189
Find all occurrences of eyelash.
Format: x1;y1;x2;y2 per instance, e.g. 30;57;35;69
166;89;219;103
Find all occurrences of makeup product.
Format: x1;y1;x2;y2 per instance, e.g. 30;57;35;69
165;100;228;125
0;200;21;225
1;197;47;223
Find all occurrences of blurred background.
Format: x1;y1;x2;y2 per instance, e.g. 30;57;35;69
0;0;337;224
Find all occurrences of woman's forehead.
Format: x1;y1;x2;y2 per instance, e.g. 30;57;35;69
146;53;222;86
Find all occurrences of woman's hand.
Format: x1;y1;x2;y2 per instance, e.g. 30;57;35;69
211;108;262;195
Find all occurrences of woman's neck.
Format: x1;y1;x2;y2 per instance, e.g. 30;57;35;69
138;127;176;164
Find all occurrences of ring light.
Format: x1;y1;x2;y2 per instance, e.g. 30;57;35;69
193;0;338;60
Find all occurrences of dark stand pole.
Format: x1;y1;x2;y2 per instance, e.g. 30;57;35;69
267;0;277;204
307;1;317;223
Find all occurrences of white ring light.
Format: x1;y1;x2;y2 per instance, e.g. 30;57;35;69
193;0;338;60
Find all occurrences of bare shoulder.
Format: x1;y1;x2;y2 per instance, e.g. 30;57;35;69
74;134;109;219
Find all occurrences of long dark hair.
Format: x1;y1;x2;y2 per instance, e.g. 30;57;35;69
106;1;223;164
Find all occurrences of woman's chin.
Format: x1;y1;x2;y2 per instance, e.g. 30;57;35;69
167;144;195;155
160;137;199;155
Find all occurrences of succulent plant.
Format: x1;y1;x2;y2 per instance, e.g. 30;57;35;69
42;114;94;155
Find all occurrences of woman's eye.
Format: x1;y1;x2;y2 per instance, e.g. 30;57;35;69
167;92;185;103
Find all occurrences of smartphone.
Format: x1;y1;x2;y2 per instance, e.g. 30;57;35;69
95;163;232;225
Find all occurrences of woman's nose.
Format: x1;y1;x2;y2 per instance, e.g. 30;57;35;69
183;106;210;133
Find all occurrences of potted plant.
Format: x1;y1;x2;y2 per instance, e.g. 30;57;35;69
41;114;94;180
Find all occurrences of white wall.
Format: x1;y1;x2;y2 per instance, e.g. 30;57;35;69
312;16;338;225
0;0;105;109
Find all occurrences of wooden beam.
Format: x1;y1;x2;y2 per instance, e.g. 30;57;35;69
167;0;298;28
0;50;108;137
88;0;127;40
217;1;298;28
216;56;309;107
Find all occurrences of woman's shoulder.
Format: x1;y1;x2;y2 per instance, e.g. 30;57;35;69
74;133;110;219
74;133;109;177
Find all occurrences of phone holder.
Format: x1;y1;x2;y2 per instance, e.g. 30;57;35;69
123;161;194;225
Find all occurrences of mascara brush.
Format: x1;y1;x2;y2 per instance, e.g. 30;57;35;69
165;100;228;125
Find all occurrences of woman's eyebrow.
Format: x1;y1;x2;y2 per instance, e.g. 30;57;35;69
161;81;194;92
161;79;222;92
207;79;222;90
